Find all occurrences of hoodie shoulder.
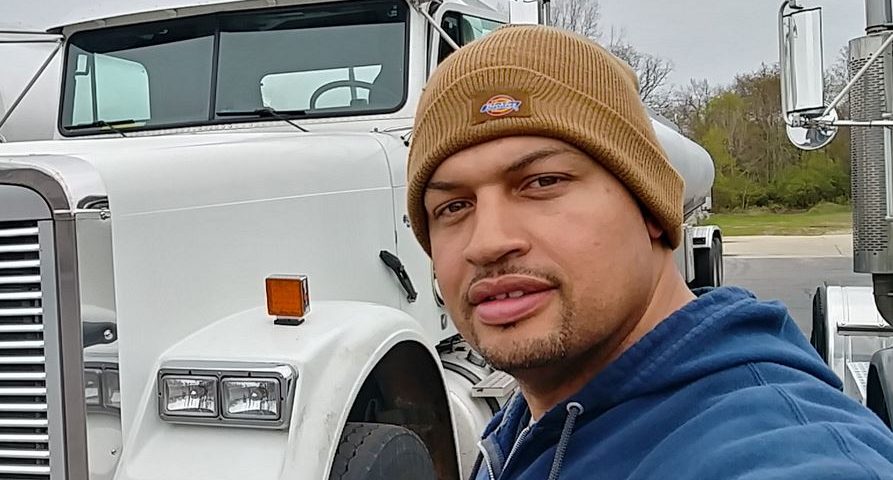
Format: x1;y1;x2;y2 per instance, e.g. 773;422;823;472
639;368;893;479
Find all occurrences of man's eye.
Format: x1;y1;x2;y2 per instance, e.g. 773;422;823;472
527;175;564;189
436;200;471;218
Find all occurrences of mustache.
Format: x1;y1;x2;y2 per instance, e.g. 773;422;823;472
463;264;562;305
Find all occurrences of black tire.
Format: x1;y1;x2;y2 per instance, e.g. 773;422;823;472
866;364;892;429
328;422;436;480
811;285;829;363
691;236;722;288
711;236;723;287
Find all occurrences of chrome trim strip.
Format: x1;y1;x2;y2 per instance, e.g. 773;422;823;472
0;307;42;316
0;372;46;381
0;464;52;475
0;260;41;269
47;217;90;480
0;291;41;300
40;220;68;480
0;275;40;285
0;244;40;253
0;449;50;458
0;340;45;349
0;387;47;395
0;433;49;442
0;355;45;364
0;403;48;412
0;323;43;332
0;418;49;428
0;227;39;237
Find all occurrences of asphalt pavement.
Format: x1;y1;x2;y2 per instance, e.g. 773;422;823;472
722;234;871;336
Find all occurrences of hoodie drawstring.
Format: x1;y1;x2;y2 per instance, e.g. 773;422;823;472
547;402;584;480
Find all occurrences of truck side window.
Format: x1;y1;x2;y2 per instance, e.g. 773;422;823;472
438;12;503;64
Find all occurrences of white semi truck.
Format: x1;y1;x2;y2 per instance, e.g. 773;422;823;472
779;0;893;428
0;0;722;478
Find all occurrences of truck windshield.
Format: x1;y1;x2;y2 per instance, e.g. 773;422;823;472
60;0;408;135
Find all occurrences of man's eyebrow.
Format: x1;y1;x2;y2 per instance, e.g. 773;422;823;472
425;146;573;193
504;147;573;174
426;180;460;192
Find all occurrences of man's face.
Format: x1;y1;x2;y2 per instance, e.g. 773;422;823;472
424;136;659;373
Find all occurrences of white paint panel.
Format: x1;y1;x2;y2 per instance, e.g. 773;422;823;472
118;303;439;480
76;132;400;436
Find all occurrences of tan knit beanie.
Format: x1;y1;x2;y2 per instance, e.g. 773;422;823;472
407;24;683;254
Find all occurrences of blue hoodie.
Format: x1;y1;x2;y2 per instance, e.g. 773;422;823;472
470;287;893;480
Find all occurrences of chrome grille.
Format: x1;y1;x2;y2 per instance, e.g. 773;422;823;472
0;220;49;479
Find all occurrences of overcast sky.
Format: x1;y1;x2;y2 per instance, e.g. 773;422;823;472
0;0;866;87
599;0;863;87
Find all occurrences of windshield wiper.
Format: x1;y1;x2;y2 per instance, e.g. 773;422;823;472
67;119;136;138
216;107;309;132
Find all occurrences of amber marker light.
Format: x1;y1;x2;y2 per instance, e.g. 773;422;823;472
265;275;310;326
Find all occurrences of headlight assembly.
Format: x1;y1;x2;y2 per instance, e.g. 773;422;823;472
221;378;281;420
161;376;218;417
84;363;121;413
157;363;296;428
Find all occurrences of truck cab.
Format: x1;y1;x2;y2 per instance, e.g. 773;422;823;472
0;1;720;478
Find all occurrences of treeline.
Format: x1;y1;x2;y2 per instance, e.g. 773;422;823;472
549;0;850;212
658;66;850;213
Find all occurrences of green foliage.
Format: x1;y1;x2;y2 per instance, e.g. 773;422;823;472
773;152;850;209
710;203;851;236
674;65;850;212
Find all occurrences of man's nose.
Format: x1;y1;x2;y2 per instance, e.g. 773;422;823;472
463;195;529;266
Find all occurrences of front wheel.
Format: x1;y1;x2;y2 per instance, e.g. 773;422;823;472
691;236;723;288
328;422;436;480
810;285;829;363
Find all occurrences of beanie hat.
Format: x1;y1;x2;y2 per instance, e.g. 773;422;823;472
406;24;684;254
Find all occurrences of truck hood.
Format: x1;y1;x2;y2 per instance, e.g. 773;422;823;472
1;130;405;436
0;131;397;216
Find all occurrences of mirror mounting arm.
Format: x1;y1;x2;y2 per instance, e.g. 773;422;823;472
822;32;893;118
408;0;460;52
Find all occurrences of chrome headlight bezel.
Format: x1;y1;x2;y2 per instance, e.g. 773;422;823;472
157;362;297;429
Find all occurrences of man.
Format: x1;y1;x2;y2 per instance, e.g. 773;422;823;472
406;25;893;479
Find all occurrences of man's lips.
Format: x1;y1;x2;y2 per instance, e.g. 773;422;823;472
467;275;557;326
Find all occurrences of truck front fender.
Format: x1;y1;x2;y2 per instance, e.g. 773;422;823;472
116;301;452;480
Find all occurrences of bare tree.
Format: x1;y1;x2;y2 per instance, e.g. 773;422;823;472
825;46;849;114
655;79;714;136
549;0;602;40
549;0;674;110
606;29;674;108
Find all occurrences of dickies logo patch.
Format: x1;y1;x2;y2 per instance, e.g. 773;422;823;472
472;91;532;124
480;95;523;117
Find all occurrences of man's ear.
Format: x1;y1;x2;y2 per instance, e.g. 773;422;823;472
645;215;664;241
636;202;669;247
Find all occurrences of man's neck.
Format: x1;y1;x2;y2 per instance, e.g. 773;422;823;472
516;250;696;420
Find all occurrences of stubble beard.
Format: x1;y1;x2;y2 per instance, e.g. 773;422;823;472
465;293;577;374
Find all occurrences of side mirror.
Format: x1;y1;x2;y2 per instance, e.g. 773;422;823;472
75;54;91;76
779;4;838;150
508;0;541;24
